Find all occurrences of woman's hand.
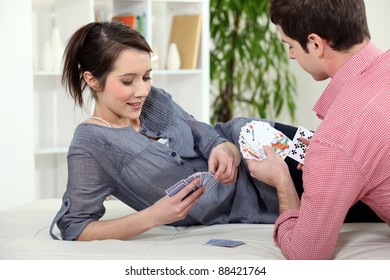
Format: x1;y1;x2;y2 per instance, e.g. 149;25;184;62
77;179;204;241
208;142;241;184
147;178;204;226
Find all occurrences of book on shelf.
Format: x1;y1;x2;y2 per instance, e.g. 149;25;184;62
112;15;137;29
168;14;202;69
110;13;147;38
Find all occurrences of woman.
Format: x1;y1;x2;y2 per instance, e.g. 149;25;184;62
50;21;298;241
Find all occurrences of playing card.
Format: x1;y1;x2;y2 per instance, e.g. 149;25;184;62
239;138;264;160
254;121;276;145
165;179;191;197
241;121;274;150
287;126;314;164
239;120;291;160
205;239;245;248
271;131;291;159
202;173;219;191
166;171;218;197
239;121;271;160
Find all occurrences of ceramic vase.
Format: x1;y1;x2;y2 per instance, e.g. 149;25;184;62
41;41;53;71
166;43;181;70
50;27;64;71
152;44;160;70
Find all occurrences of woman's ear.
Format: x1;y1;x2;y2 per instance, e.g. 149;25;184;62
83;71;99;91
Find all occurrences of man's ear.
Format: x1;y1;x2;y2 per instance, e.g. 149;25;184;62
307;33;324;57
83;71;99;91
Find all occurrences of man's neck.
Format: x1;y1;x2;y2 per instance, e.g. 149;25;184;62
327;39;370;77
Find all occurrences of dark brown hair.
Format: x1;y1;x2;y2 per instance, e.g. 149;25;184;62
62;21;152;108
269;0;370;52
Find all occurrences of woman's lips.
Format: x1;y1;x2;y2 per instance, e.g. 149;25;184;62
128;101;143;110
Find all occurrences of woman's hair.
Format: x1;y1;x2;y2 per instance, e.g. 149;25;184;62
62;21;152;108
269;0;370;52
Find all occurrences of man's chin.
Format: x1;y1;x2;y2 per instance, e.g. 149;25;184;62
312;75;330;82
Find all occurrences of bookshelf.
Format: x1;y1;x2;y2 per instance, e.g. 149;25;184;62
16;0;210;205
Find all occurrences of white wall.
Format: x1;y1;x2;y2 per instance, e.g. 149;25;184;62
277;0;390;131
0;0;35;211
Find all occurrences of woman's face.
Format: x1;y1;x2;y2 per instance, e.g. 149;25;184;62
97;48;152;122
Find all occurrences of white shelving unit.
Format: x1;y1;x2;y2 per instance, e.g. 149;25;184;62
30;0;210;200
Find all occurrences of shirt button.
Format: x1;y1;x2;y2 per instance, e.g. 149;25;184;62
169;137;174;142
180;160;184;165
157;131;161;136
171;152;177;157
141;128;147;133
193;168;198;172
64;201;68;206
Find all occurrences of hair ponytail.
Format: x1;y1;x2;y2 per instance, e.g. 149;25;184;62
62;22;99;108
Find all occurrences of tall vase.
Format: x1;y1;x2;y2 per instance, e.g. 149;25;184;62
41;41;53;71
50;27;64;71
166;43;181;70
152;44;160;70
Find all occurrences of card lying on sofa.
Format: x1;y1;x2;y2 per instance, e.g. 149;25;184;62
205;239;245;248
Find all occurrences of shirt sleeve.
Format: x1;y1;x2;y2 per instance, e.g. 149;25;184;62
273;139;366;259
55;146;116;240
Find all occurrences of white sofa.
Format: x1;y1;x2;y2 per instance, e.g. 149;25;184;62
0;199;389;260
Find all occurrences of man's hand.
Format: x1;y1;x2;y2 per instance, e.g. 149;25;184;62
297;137;311;170
246;146;290;188
246;146;300;213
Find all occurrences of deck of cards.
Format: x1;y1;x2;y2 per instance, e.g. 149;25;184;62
239;121;291;160
239;120;313;164
165;171;219;197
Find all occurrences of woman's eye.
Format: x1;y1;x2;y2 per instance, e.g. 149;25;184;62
122;80;133;86
143;76;152;81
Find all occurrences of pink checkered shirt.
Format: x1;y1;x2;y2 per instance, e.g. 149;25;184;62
274;42;390;259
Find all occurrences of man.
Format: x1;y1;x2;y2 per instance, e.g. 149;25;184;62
247;0;390;259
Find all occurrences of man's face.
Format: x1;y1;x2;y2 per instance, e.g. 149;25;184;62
277;26;328;81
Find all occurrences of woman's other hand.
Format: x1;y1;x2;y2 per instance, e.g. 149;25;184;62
208;142;240;184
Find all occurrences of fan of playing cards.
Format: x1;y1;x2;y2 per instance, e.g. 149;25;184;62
238;120;313;164
165;121;313;198
165;171;219;197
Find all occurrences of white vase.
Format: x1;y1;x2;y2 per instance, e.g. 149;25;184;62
41;41;53;71
166;43;181;70
50;27;64;71
151;44;160;70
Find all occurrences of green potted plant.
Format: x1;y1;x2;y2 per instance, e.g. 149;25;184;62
210;0;296;124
